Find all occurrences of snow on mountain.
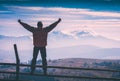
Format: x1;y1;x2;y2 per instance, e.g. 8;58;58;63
49;27;102;40
49;31;72;40
48;28;120;48
60;28;99;39
0;28;120;49
49;27;117;41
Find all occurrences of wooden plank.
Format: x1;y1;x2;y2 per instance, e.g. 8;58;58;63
0;63;120;72
14;44;20;80
0;79;34;81
0;71;120;81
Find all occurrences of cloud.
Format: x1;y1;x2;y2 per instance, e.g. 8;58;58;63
0;11;12;13
70;9;120;18
1;6;120;40
4;6;120;20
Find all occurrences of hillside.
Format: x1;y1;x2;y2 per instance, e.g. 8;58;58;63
48;58;120;81
0;58;120;81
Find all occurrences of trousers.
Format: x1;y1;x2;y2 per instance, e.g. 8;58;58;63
31;46;47;74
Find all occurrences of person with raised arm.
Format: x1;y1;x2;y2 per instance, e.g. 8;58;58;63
18;18;61;75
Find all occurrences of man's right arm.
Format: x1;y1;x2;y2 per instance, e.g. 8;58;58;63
18;19;34;32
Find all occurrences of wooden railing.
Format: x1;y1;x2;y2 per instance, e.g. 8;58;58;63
0;44;120;81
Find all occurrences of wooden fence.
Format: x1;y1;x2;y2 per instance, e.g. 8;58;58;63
0;44;120;81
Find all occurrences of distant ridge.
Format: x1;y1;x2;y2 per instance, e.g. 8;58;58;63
0;35;31;40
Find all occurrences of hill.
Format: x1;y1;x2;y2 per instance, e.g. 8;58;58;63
0;58;120;81
48;58;120;81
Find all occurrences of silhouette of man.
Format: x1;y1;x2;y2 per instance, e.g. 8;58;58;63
18;18;61;75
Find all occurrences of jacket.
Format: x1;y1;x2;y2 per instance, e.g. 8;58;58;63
19;20;60;47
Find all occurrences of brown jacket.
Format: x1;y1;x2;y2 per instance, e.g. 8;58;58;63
19;20;60;47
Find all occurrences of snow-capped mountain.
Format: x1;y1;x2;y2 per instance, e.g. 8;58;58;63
48;28;120;48
49;28;111;40
60;28;99;39
1;28;120;49
49;31;72;40
49;28;100;40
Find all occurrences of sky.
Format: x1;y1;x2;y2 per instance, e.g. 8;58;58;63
0;0;120;61
0;0;120;40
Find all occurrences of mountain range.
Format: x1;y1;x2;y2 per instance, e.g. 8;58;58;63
0;29;120;62
1;28;120;49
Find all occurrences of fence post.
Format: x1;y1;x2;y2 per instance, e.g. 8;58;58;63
14;44;20;80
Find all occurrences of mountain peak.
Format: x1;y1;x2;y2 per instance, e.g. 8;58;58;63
60;27;99;39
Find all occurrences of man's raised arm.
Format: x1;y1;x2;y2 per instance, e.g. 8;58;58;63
45;18;61;32
18;19;34;32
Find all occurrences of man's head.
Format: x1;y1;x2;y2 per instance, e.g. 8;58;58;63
37;21;43;29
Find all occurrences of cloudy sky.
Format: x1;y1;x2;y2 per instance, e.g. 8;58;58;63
0;0;120;61
0;0;120;41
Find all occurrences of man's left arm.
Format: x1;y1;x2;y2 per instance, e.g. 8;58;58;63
45;18;61;32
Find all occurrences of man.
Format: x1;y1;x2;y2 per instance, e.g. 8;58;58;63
18;18;61;75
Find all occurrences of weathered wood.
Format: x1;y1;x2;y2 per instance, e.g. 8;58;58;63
14;44;20;80
0;79;33;81
0;63;120;72
0;71;120;81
